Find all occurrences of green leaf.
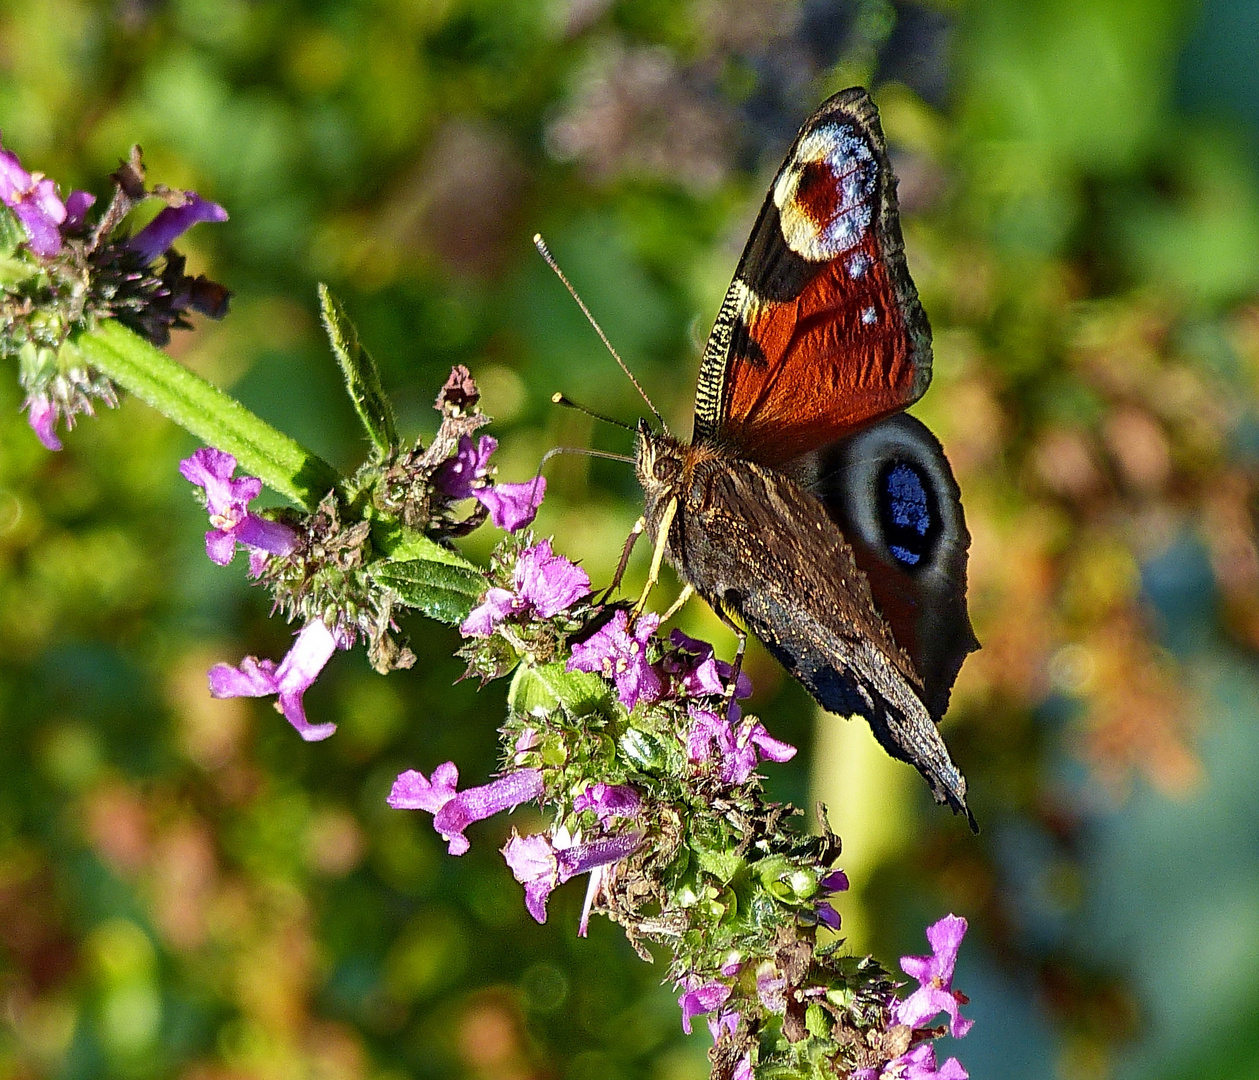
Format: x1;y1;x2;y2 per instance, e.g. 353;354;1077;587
372;523;478;571
804;1002;830;1039
78;320;340;510
371;558;485;624
0;206;25;256
692;845;745;884
318;284;398;456
509;660;609;717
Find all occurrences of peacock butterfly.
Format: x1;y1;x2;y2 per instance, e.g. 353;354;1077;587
633;87;979;827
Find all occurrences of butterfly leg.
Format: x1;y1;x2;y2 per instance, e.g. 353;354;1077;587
660;583;695;624
603;517;645;602
713;603;748;719
634;497;677;615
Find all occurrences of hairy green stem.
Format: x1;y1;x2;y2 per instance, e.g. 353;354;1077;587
78;320;340;510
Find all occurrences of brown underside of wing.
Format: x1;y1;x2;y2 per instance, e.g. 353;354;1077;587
656;444;971;822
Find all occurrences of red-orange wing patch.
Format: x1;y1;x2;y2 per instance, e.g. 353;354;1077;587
692;88;932;464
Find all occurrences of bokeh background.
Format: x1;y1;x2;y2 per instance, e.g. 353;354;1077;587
3;0;1259;1077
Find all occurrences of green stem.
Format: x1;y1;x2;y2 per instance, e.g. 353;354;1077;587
77;320;340;511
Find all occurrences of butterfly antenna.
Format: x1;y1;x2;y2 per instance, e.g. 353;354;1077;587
533;233;668;433
551;392;637;432
538;445;636;469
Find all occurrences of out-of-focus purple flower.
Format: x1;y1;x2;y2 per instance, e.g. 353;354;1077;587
892;914;973;1039
179;447;300;568
460;539;590;637
390;764;543;856
24;392;62;450
436;434;497;499
856;1043;968;1080
573;782;641;825
128;192;228;262
666;629;753;700
678;980;732;1035
0;139;67;256
503;827;643;925
732;1054;754;1080
817;868;849;930
687;707;797;784
208;620;345;741
568;610;662;710
477;476;546;531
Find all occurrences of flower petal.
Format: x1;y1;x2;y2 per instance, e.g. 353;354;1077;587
129;193;228;262
477;476;546;532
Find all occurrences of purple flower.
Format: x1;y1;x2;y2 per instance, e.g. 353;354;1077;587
892;914;973;1039
208;620;346;741
128;192;228;262
63;189;95;232
756;962;787;1012
707;1008;739;1042
477;476;546;531
503;827;643;925
687;707;797;784
0;140;66;256
390;765;543;855
678;980;732;1035
666;629;753;701
460;539;589;637
732;1055;753;1080
436;434;497;499
434;434;547;531
180;447;300;569
573;782;642;825
24;392;62;450
817;868;849;930
856;1043;968;1080
567;610;663;710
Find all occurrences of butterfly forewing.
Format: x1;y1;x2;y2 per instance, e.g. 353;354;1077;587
693;88;931;464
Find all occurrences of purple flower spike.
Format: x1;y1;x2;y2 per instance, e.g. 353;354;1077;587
567;610;662;710
180;447;299;567
390;765;543;856
678;980;732;1035
24;393;62;450
892;914;973;1039
460;539;589;637
573;782;641;825
687;707;796;784
208;620;343;741
128;192;228;262
732;1055;754;1080
476;476;546;532
436;434;497;499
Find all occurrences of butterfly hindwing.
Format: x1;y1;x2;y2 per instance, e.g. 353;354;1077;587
693;88;932;464
807;414;980;723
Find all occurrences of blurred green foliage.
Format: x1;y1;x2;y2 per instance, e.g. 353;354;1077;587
3;1;1259;1079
